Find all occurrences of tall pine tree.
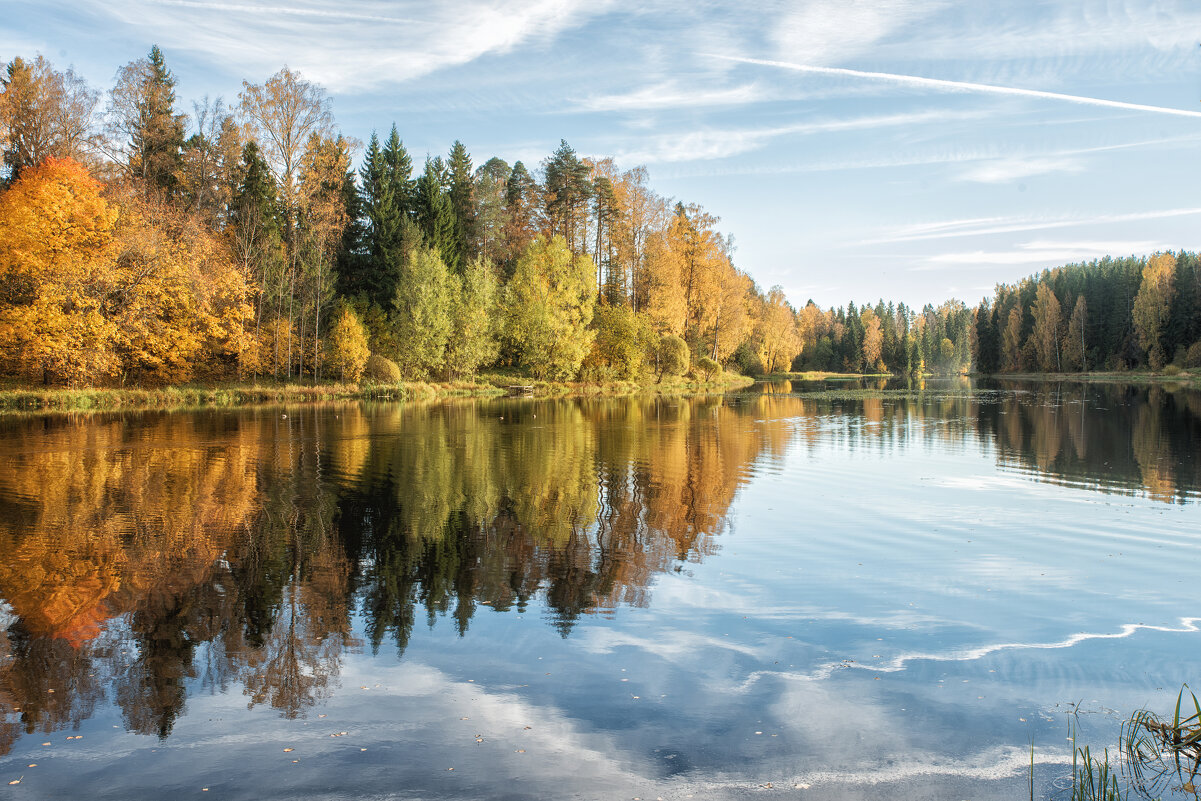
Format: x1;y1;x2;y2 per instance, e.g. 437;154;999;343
447;140;477;269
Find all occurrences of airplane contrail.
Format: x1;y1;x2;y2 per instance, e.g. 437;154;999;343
717;54;1201;119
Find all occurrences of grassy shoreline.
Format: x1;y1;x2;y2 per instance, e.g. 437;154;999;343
0;371;755;413
989;368;1201;385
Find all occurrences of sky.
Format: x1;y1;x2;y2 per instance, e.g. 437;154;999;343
7;0;1201;309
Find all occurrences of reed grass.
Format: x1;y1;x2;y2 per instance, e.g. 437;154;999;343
1121;684;1201;798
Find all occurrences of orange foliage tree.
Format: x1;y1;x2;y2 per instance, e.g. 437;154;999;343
0;157;253;385
0;157;120;384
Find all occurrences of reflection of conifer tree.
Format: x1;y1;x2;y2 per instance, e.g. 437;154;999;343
118;600;196;738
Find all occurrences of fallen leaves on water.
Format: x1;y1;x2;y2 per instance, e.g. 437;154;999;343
283;748;294;753
8;779;20;786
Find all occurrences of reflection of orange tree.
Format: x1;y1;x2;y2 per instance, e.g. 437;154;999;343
0;407;357;743
0;396;781;746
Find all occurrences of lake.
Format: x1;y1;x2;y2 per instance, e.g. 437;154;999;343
1;379;1199;800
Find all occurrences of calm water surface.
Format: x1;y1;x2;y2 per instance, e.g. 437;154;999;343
1;379;1199;800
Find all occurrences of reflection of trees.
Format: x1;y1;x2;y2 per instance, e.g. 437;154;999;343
789;380;1200;504
0;407;355;749
0;397;770;749
1;386;1198;751
979;382;1201;503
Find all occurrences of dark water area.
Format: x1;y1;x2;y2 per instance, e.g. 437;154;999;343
0;379;1198;799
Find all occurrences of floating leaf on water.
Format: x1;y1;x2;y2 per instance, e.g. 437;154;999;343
318;714;326;718
8;780;20;785
283;748;293;753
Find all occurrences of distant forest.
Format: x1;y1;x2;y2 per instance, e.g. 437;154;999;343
1;47;1198;387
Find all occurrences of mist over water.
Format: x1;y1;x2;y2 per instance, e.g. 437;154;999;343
0;379;1198;799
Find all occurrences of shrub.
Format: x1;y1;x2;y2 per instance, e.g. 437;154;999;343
1187;341;1201;368
655;335;689;382
362;353;402;384
696;356;720;381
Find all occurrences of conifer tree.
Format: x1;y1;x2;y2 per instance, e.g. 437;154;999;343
475;156;510;266
109;45;186;198
502;160;538;277
543;139;592;254
447;140;477;268
416;159;459;273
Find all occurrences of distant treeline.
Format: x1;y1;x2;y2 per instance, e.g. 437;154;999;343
974;252;1201;373
792;248;1201;375
1;47;1197;387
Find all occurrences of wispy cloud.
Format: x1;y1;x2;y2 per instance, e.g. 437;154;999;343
80;0;613;91
958;156;1084;183
573;80;762;113
719;55;1201;119
918;239;1171;269
771;0;947;66
872;208;1201;244
613;108;988;164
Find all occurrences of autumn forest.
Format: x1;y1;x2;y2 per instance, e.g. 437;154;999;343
1;47;1199;390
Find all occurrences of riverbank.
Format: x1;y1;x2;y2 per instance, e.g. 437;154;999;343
993;368;1201;385
763;370;895;381
0;371;755;413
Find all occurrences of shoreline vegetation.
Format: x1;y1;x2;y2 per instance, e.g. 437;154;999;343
9;365;1201;415
2;47;1199;411
0;371;754;413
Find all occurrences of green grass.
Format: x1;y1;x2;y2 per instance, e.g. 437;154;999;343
1121;684;1201;798
996;369;1201;386
0;370;754;414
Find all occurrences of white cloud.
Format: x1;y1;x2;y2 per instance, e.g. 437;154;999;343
573;79;763;112
920;239;1170;268
874;208;1201;244
958;156;1084;183
771;0;947;66
79;0;614;91
721;55;1201;119
613;108;988;164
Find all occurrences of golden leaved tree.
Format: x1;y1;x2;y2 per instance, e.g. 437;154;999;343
0;157;120;384
0;157;253;386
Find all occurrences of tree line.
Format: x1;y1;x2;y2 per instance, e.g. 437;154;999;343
0;47;795;387
1;47;1197;387
974;252;1201;373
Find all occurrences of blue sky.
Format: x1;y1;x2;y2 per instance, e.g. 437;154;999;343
8;0;1201;308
